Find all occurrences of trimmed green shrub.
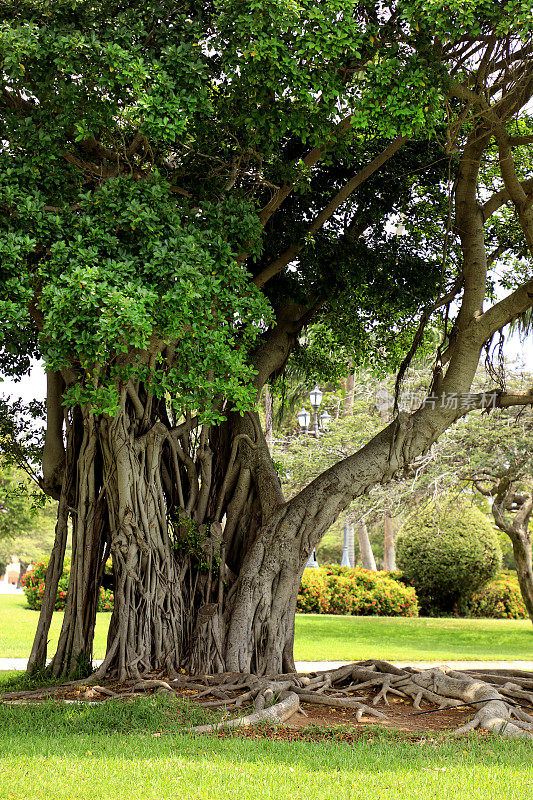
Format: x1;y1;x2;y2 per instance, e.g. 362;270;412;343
466;571;528;619
396;498;502;615
22;560;114;612
297;566;418;616
496;532;516;571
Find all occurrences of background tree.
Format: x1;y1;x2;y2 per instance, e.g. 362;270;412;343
0;463;35;543
0;501;58;585
410;406;533;622
1;1;533;680
396;497;502;614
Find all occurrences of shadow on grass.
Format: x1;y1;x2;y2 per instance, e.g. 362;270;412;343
1;695;532;762
1;697;532;800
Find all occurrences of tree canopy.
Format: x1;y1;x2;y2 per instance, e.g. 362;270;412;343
4;0;530;418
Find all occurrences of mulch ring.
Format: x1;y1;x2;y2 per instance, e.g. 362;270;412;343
287;698;479;735
211;699;484;743
2;680;483;739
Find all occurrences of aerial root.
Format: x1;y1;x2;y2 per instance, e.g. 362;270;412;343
2;660;532;738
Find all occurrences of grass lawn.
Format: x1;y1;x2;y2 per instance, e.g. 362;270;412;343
0;695;532;800
294;613;533;662
1;593;532;663
0;593;111;660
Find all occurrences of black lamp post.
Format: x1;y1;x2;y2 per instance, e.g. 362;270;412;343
298;387;331;568
309;385;323;435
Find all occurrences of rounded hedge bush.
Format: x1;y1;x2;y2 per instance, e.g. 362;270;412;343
396;498;502;614
297;566;418;616
466;571;528;619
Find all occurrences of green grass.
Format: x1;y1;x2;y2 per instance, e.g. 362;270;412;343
1;593;532;663
2;598;531;800
0;593;110;659
294;613;533;662
0;697;531;800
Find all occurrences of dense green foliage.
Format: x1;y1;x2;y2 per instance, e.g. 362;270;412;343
3;1;529;418
296;566;418;616
466;572;528;620
396;499;502;614
0;461;36;544
0;498;59;574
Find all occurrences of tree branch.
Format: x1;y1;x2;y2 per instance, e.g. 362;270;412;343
483;179;533;220
253;135;407;287
477;277;533;340
257;116;354;227
251;303;311;391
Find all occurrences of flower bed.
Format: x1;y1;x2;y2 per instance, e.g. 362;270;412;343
22;561;114;612
465;571;528;619
297;566;418;616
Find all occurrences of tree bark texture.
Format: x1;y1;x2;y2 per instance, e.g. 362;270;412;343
492;491;533;623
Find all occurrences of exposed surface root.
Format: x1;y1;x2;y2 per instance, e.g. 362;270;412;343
3;661;533;738
193;692;299;733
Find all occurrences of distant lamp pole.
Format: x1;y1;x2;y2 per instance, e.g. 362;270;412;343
298;389;327;569
341;521;353;567
309;386;323;435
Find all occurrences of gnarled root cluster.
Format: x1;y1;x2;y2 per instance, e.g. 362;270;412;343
3;661;533;738
181;661;533;737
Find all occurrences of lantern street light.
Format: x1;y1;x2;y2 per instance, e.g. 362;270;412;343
299;389;327;570
319;410;331;431
309;386;323;435
297;407;311;431
309;385;323;408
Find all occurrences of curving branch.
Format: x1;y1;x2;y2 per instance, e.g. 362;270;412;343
253;135;407;287
483;178;533;221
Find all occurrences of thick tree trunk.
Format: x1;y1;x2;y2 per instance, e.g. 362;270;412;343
224;513;304;674
50;414;108;677
492;493;533;624
27;409;80;674
38;394;300;679
511;532;533;622
93;415;186;680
